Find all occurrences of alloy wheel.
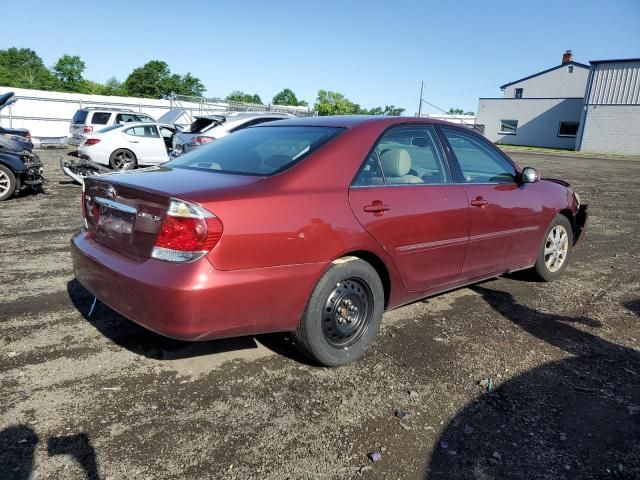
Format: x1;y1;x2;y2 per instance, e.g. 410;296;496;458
544;225;569;272
114;151;135;170
0;170;10;197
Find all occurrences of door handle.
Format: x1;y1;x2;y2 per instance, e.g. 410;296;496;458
364;200;390;216
470;197;488;207
129;140;140;143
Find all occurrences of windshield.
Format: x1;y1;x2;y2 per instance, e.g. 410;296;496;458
72;110;88;124
169;126;344;176
98;124;124;134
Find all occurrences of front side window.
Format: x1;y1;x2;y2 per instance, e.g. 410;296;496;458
169;126;343;176
125;125;159;138
514;88;523;99
136;114;155;123
443;128;516;184
91;112;111;125
499;119;518;134
558;121;579;137
353;125;448;186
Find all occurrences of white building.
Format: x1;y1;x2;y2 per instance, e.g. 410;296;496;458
475;51;590;149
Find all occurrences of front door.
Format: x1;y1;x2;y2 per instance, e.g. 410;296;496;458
349;125;470;292
440;127;542;277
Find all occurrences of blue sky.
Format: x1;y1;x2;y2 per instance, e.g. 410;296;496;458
3;0;639;114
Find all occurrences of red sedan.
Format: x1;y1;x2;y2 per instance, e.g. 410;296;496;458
71;116;588;366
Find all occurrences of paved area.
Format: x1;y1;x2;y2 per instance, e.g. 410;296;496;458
1;149;639;479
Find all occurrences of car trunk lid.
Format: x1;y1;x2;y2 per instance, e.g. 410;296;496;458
84;166;261;260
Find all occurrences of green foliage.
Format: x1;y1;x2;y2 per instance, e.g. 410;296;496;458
101;77;125;96
315;90;404;116
448;108;474;116
226;90;263;104
53;54;85;91
272;88;307;107
0;47;59;90
122;61;206;98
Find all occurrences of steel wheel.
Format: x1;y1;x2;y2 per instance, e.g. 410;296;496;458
544;224;569;273
0;169;11;197
322;278;373;348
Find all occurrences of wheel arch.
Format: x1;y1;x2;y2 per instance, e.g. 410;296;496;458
337;250;392;309
558;208;576;240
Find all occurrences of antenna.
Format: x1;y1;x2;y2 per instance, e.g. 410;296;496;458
417;81;424;117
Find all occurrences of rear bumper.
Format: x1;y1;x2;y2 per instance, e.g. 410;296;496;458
70;231;325;341
68;135;83;147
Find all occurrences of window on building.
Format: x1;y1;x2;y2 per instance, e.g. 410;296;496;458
514;88;523;99
568;66;574;73
499;120;518;134
558;121;579;137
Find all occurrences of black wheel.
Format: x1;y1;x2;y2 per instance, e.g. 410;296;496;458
109;149;137;170
530;214;573;282
0;164;17;201
295;257;384;366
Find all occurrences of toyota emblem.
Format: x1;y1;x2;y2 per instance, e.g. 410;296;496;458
107;185;117;200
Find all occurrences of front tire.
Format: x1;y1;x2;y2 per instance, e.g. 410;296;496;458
0;165;17;201
109;149;138;170
530;214;573;282
295;257;384;366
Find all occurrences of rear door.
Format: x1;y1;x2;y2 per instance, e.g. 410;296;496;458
122;125;167;164
439;127;542;277
349;124;470;292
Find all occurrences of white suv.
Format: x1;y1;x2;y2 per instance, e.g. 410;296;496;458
171;112;291;157
69;107;156;146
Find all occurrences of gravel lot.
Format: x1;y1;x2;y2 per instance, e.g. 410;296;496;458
1;148;639;480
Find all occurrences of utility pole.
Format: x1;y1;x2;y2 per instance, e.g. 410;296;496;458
417;81;424;117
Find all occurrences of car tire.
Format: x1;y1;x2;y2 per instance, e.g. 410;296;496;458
109;149;138;170
0;164;17;201
295;257;384;366
530;214;574;282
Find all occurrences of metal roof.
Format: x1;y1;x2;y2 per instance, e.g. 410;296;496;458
500;61;590;90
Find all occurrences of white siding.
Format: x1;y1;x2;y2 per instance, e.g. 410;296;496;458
476;98;583;149
502;64;589;99
578;105;640;155
587;61;640;105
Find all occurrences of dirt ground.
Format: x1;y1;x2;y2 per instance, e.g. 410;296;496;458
1;148;639;480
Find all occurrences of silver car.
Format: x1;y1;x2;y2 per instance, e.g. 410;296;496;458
69;108;156;146
171;112;292;157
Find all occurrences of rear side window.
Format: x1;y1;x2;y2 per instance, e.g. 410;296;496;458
442;128;516;184
125;125;159;138
72;110;88;124
91;112;111;125
136;114;155;123
115;113;138;123
169;126;343;176
353;125;448;186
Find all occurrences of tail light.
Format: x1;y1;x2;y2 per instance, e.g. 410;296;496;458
193;136;215;145
85;138;101;146
81;182;89;230
151;199;223;263
83;126;94;133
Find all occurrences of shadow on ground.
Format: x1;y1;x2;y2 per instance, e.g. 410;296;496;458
0;427;100;480
66;279;311;364
426;286;640;479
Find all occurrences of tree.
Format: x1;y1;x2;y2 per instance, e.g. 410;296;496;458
365;105;405;116
101;77;125;96
272;88;307;107
314;90;360;116
448;108;474;116
53;54;85;90
0;47;58;90
226;91;263;104
123;60;206;98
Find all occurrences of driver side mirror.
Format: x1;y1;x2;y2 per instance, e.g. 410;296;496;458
521;167;540;184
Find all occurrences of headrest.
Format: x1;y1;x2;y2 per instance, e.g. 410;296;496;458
380;148;412;177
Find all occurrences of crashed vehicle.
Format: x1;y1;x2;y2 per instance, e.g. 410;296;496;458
0;92;33;151
0;135;44;201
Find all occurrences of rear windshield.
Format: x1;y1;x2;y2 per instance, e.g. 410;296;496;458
169;126;344;176
72;110;88;124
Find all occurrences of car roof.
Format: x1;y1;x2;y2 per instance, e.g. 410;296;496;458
110;122;175;129
253;115;454;129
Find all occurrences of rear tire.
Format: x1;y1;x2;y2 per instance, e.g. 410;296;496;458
109;149;138;170
295;257;384;366
0;165;17;201
530;214;573;282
